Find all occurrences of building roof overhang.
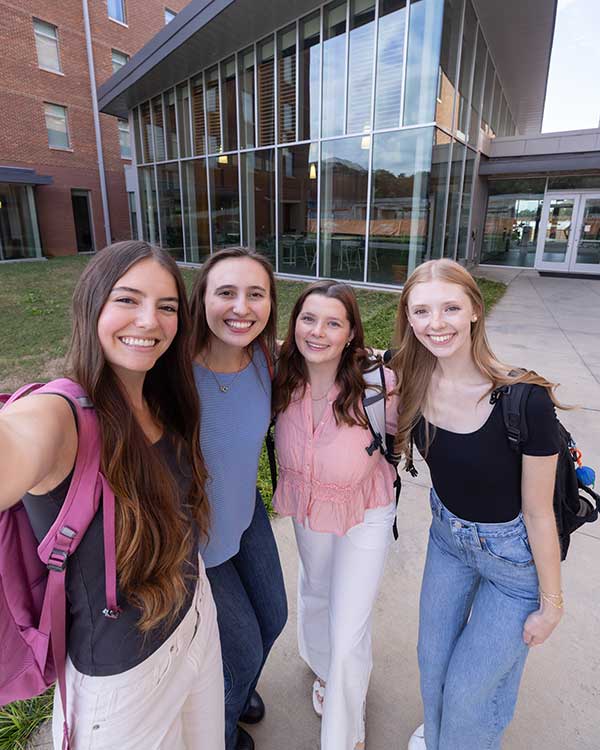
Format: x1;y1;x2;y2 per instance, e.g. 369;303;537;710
98;0;557;137
480;151;600;177
0;167;53;185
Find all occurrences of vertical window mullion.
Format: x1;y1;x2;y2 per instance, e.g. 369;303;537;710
253;43;259;149
343;0;351;134
218;62;224;152
364;0;380;283
274;33;280;145
295;20;300;143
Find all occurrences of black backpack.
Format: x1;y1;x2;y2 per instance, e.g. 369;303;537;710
491;382;599;561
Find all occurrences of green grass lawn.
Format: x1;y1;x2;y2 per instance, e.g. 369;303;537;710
0;254;505;749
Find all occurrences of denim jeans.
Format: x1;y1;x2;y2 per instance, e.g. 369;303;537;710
418;490;540;750
206;490;288;750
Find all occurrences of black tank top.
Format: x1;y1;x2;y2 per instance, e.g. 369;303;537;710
22;435;199;676
414;385;560;523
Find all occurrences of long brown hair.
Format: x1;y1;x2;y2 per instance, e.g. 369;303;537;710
390;258;561;462
273;280;374;427
189;246;278;362
67;240;209;633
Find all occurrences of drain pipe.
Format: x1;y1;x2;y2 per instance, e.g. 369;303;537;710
82;0;111;246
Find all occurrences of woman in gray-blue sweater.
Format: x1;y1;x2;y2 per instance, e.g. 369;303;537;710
189;247;287;750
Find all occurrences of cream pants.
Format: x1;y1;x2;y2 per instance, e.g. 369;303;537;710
293;501;395;749
52;560;224;750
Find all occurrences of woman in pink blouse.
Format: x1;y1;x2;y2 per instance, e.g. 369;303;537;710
272;280;398;750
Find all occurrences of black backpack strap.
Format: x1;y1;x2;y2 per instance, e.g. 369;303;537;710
265;418;277;492
493;382;533;452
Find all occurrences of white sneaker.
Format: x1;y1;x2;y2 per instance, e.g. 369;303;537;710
408;724;426;750
312;679;325;717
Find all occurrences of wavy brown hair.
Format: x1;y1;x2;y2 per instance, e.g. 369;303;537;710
389;258;562;464
67;241;209;633
189;246;278;364
273;280;376;427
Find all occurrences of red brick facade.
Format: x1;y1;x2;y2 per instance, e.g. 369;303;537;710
0;0;188;257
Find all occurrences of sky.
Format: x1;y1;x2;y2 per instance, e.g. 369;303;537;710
542;0;600;133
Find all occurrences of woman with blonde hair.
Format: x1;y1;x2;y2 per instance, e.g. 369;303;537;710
389;259;563;750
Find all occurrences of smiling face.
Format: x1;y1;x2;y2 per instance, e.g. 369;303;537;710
406;279;478;361
294;293;353;368
97;257;179;382
203;257;271;351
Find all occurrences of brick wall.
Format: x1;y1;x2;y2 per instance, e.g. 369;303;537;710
0;0;188;256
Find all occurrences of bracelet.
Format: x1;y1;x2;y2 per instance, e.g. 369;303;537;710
539;590;564;610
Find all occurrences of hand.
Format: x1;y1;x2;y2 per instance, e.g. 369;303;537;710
522;604;563;647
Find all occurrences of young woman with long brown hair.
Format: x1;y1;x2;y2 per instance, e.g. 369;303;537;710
189;247;287;750
388;259;563;750
0;241;224;749
272;280;398;750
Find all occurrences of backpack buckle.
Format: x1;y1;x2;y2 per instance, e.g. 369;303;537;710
47;548;68;572
366;436;382;456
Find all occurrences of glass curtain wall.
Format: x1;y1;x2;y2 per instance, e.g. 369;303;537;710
133;0;517;277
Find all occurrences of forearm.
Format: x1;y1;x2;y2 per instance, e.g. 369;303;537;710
522;511;562;598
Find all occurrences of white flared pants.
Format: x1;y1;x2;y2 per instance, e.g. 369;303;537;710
52;559;225;750
293;501;395;749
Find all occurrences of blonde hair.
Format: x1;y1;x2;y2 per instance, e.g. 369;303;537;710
389;259;560;463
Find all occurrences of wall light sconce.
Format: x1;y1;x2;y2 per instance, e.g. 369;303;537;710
217;154;229;165
360;134;371;150
309;162;317;179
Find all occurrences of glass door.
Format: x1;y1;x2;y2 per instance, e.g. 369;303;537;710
534;193;579;272
570;194;600;274
535;192;600;275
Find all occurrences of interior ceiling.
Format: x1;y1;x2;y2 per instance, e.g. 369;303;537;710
99;0;558;136
473;0;557;135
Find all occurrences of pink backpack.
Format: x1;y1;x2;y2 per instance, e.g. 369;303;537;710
0;379;120;750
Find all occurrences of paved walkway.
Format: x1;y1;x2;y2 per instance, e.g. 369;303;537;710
29;269;600;749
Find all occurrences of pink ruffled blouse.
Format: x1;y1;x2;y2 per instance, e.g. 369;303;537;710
273;368;399;535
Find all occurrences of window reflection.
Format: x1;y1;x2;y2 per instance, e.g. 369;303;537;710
278;143;319;276
405;0;444;126
182;159;211;263
322;0;347;138
299;13;321;141
139;166;158;244
206;66;221;154
374;0;406;130
433;0;462;132
0;184;42;260
152;96;165;162
164;90;178;160
258;38;275;146
140;102;154;162
320;136;369;281
369;127;434;284
278;25;297;143
241;150;276;264
444;140;465;257
132;107;143;163
456;0;476;141
239;47;256;149
456;147;475;259
157;163;183;260
481;179;545;268
427;129;452;260
176;83;192;158
347;0;375;135
222;58;238;152
191;75;206;156
469;30;486;148
208;154;240;249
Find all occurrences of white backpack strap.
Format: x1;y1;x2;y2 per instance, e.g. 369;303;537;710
363;364;387;457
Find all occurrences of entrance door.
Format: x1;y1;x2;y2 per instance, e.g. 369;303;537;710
534;192;600;275
71;190;94;253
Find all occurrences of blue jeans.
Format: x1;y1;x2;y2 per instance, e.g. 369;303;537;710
418;490;540;750
206;490;288;750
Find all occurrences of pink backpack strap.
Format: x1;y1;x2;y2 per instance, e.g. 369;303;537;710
29;379;120;748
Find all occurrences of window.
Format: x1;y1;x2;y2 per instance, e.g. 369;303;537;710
111;49;129;73
128;192;139;239
33;19;61;73
165;8;176;24
108;0;126;24
44;103;69;149
118;119;131;159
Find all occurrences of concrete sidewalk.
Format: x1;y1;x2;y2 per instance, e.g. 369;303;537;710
29;269;600;749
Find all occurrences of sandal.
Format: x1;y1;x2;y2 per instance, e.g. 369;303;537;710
312;678;325;716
